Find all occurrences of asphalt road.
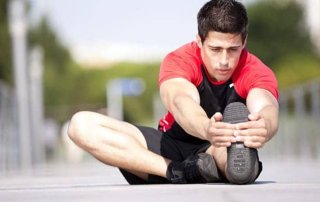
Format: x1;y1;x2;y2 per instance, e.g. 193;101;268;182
0;158;319;202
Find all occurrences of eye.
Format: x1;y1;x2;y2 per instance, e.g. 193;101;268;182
229;48;240;52
210;48;220;52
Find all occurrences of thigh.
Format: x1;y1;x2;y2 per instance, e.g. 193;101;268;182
161;131;211;161
119;126;169;184
71;111;148;149
95;113;148;147
136;126;163;155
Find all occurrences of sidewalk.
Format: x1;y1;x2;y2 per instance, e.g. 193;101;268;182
0;158;319;202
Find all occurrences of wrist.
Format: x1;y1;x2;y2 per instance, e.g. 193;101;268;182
200;118;211;140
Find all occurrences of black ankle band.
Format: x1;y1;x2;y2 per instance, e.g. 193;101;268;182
166;161;186;184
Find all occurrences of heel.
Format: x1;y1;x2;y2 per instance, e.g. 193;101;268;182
226;143;258;184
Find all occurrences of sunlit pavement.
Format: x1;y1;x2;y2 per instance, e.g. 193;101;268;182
0;158;319;202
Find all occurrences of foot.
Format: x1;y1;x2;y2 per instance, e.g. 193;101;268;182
166;153;221;184
223;102;261;184
226;142;260;184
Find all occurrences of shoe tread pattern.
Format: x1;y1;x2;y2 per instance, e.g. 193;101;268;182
223;102;258;184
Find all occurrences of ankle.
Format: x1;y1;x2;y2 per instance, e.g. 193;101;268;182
166;161;187;184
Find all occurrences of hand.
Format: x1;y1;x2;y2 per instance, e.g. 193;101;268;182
206;112;237;147
233;113;268;148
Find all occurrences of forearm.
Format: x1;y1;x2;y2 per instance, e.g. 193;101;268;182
259;104;279;142
246;88;279;142
160;78;210;140
171;94;209;140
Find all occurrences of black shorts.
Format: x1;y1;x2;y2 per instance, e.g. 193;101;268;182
119;126;211;184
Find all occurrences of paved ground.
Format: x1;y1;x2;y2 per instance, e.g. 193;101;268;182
0;158;319;202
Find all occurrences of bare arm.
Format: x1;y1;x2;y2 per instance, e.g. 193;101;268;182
160;78;235;145
235;88;279;148
160;78;208;139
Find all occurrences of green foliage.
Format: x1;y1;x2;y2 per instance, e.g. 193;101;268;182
0;0;12;83
28;16;75;122
246;0;320;90
274;54;320;89
28;16;71;73
45;62;161;124
247;0;316;68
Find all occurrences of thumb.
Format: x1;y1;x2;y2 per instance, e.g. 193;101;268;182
211;112;223;122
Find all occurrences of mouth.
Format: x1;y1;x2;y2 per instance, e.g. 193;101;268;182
216;69;231;75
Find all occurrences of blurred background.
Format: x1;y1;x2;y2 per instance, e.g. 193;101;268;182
0;0;319;174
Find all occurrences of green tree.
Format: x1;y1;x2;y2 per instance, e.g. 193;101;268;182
0;0;71;84
28;15;74;117
28;16;71;73
0;0;12;83
246;0;316;68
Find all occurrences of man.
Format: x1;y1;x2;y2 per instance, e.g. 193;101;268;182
68;0;279;185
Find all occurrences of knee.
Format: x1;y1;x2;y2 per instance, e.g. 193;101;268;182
68;111;92;147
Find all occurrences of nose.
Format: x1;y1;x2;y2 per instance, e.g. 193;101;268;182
220;50;229;67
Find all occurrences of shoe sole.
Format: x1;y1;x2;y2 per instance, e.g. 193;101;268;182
227;143;258;184
223;102;258;184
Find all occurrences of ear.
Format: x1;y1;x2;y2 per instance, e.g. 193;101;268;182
196;34;202;48
242;35;248;47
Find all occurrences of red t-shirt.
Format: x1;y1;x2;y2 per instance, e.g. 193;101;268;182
158;41;278;132
159;41;278;98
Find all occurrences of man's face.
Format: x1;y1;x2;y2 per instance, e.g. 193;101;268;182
197;31;245;82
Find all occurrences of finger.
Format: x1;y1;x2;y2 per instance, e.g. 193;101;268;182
236;120;266;130
213;142;231;148
212;137;236;147
235;128;267;137
248;113;261;121
251;135;267;144
212;135;236;143
212;122;236;130
210;128;235;137
235;135;265;148
211;112;223;122
243;140;264;149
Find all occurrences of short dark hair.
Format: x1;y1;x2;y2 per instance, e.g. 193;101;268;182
197;0;248;43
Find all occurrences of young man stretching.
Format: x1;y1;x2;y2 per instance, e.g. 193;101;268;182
68;0;279;184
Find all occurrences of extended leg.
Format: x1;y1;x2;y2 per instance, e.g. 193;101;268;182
223;102;262;184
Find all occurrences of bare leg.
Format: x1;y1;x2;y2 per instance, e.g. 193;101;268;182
68;111;170;180
206;145;261;184
206;146;227;177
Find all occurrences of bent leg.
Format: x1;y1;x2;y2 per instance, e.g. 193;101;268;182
206;146;227;179
68;111;170;181
206;145;262;184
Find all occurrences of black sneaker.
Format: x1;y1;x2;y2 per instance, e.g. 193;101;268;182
166;153;221;184
223;102;260;184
